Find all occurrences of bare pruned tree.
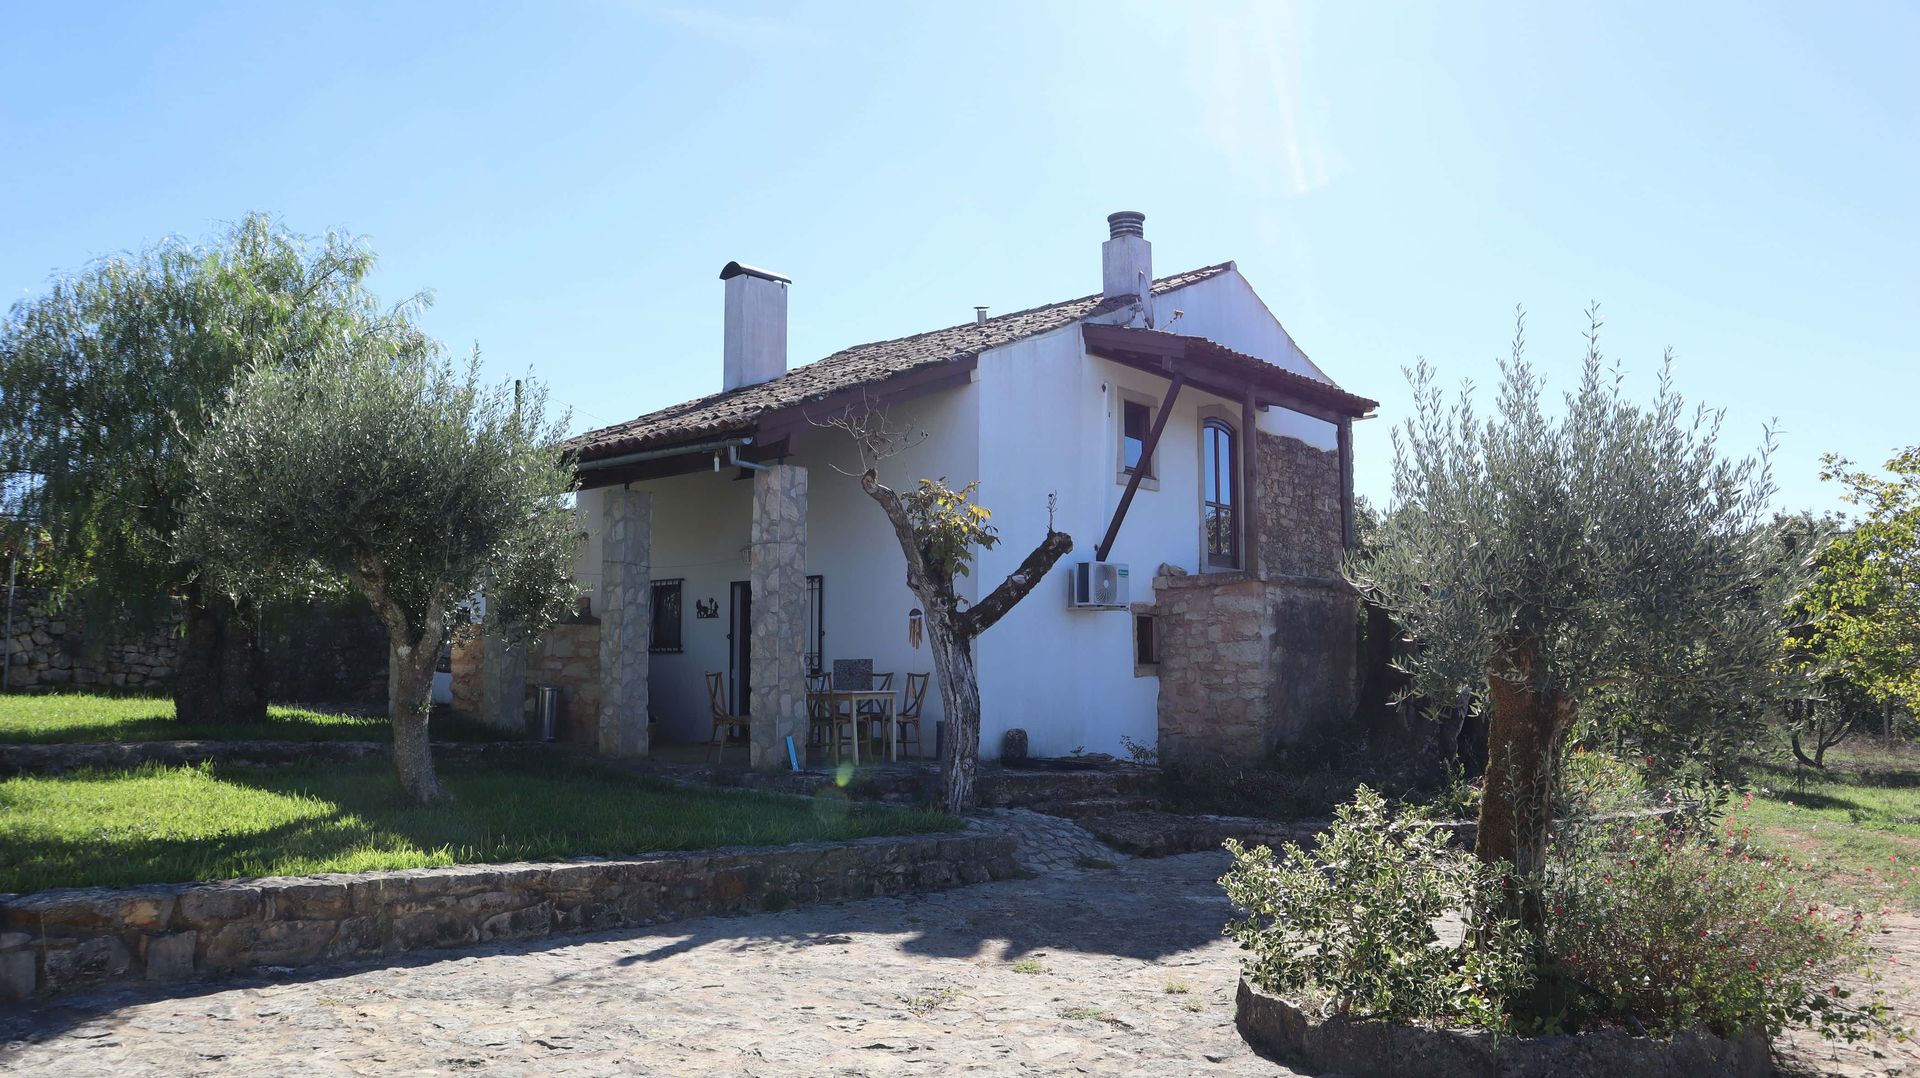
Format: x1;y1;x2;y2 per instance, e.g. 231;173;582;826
816;399;1072;813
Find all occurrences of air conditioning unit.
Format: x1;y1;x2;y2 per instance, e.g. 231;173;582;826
1068;561;1130;610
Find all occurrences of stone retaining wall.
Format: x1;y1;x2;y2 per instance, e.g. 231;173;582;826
1235;978;1772;1077
0;831;1015;1000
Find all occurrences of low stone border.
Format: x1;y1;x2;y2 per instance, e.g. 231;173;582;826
1235;978;1772;1078
0;738;551;776
0;832;1015;1000
1083;806;1684;859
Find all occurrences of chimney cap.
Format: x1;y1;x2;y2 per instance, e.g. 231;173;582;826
718;261;792;284
1107;211;1146;239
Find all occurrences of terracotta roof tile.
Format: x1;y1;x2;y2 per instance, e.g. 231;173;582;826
565;264;1235;461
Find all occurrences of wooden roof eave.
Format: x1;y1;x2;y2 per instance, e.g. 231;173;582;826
1080;323;1376;425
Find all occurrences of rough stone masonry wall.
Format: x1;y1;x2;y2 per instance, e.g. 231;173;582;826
2;588;180;692
1256;432;1346;581
528;619;601;744
5;588;387;703
1148;432;1357;766
0;831;1018;1000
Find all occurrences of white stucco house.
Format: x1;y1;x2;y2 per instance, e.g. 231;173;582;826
507;212;1376;769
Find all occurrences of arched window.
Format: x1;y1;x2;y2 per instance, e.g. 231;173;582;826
1202;419;1238;568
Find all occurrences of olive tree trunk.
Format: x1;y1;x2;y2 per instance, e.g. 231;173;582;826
172;584;269;725
387;635;444;803
351;560;453;804
1474;646;1575;937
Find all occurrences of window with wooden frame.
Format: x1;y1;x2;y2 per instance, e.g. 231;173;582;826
1116;391;1161;486
1202;418;1239;568
649;579;684;653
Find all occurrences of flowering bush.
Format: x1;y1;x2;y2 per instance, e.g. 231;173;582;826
1542;804;1900;1044
1221;787;1532;1029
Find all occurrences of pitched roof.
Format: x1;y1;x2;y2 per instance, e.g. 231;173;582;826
565;263;1236;462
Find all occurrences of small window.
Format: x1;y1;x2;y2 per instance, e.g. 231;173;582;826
1122;398;1155;478
1133;613;1158;666
650;579;684;653
1203;419;1239;568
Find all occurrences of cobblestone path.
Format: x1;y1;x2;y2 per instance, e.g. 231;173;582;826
0;853;1293;1077
966;808;1123;874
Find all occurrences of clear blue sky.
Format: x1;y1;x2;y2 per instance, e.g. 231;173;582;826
4;1;1914;516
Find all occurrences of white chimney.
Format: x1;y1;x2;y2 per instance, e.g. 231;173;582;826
720;261;790;391
1101;211;1152;302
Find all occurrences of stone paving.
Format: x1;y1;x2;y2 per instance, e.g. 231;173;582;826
0;852;1289;1077
966;808;1124;874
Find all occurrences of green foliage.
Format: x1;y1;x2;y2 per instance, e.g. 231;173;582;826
901;478;998;581
183;343;578;648
0;215;398;616
1543;812;1899;1044
0;757;961;893
1796;448;1920;708
1220;787;1532;1028
1349;309;1788;721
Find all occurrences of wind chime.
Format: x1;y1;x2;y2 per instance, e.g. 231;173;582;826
907;607;923;650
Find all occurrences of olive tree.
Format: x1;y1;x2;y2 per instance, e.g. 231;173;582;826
186;344;577;801
1349;312;1786;932
0;216;399;723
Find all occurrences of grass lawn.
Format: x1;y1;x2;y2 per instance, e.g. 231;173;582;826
1745;743;1920;909
0;756;961;893
0;692;511;745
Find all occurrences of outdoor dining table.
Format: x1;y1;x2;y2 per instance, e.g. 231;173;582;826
818;689;900;764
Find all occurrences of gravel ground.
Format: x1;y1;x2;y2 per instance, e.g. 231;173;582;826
0;852;1290;1077
1;849;1912;1077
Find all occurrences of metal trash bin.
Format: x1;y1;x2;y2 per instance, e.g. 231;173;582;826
534;685;560;742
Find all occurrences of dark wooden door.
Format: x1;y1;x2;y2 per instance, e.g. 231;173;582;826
728;580;752;714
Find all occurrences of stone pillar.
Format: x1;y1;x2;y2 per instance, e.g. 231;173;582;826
748;464;808;769
597;488;651;757
477;635;526;734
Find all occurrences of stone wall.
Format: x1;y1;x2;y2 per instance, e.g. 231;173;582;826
1;589;179;692
528;620;601;744
0;831;1016;1000
1256;433;1345;580
3;588;388;703
1146;431;1357;767
449;617;601;743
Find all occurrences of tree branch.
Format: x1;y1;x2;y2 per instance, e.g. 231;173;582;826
960;529;1074;637
860;470;938;599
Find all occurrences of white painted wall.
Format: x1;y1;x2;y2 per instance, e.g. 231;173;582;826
573;386;979;747
570;267;1351;759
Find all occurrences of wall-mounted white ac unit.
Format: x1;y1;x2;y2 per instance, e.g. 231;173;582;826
1068;561;1130;610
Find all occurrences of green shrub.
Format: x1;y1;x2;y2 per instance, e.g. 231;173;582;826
1220;787;1532;1028
1543;805;1899;1044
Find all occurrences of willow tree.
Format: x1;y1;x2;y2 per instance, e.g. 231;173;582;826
1349;311;1785;933
186;344;576;801
0;216;398;722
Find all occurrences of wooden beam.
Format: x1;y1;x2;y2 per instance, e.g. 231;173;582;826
1095;372;1185;562
1340;420;1356;550
1242;389;1261;577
